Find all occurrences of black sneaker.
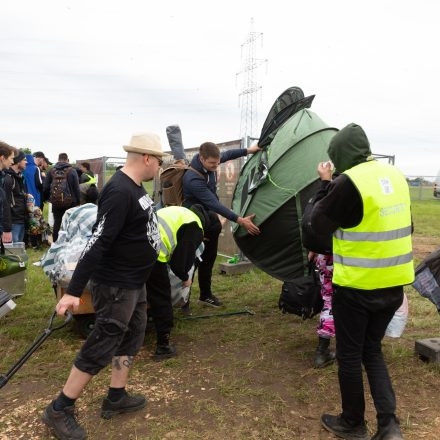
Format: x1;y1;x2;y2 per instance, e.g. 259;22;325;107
199;295;223;307
152;343;177;361
101;393;146;419
371;417;403;440
321;414;368;440
42;401;87;440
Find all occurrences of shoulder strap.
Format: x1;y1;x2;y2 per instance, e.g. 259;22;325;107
187;166;206;179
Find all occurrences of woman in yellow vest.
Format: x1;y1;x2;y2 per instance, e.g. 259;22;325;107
147;204;208;359
310;124;412;440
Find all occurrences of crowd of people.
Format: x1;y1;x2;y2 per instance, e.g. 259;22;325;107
0;144;99;249
1;123;412;440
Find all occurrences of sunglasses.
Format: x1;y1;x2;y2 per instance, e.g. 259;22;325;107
153;156;163;166
144;154;163;166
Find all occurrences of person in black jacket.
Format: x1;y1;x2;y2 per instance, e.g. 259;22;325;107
182;141;260;307
2;150;28;243
41;132;168;440
43;153;81;242
312;124;407;440
33;151;51;209
0;141;16;244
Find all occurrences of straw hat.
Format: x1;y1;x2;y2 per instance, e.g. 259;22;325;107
123;132;170;157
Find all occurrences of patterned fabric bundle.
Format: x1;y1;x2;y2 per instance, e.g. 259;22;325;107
41;203;97;287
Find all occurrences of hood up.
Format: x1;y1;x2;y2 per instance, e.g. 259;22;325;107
328;123;371;173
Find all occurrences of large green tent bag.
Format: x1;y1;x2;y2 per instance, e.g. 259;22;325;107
232;87;338;281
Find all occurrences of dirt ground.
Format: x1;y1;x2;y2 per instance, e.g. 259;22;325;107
1;235;440;439
2;318;440;439
412;235;440;262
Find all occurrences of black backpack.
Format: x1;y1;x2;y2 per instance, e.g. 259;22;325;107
278;263;323;320
301;195;332;255
49;167;73;208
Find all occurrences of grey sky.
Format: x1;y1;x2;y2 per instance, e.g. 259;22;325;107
1;0;438;176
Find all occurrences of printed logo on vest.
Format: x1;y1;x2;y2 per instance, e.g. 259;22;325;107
379;177;393;195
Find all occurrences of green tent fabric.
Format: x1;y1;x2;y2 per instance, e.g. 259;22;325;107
232;108;338;281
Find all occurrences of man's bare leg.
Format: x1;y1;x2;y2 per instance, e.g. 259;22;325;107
62;366;93;399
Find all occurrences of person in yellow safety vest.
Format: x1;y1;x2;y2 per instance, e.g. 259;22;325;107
79;162;99;205
310;124;412;440
146;204;209;360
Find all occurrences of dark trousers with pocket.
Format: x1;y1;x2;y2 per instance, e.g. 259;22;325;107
332;285;404;425
146;261;173;344
197;211;222;299
74;281;147;376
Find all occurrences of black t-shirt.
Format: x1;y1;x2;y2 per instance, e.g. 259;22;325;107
67;170;160;296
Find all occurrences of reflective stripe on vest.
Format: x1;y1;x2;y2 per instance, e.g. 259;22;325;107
157;206;203;263
333;225;412;242
332;160;414;289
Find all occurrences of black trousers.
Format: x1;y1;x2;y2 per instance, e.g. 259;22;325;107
52;206;69;242
197;211;222;299
146;261;173;344
332;285;404;425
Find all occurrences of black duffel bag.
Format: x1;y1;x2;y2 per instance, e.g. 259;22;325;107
278;262;323;320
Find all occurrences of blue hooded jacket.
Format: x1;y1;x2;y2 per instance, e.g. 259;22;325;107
23;154;41;207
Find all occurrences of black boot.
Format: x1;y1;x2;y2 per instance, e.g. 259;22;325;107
321;414;369;440
315;336;336;368
101;393;147;419
42;401;87;440
153;333;177;360
371;417;403;440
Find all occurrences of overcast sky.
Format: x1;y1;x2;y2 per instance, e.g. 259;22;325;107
1;0;439;176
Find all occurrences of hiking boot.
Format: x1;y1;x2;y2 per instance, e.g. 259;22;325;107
315;337;336;368
101;393;147;419
371;417;403;440
321;414;369;440
315;349;336;368
152;343;177;360
42;401;87;440
199;295;223;307
181;301;192;317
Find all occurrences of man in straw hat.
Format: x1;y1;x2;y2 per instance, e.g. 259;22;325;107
42;132;169;440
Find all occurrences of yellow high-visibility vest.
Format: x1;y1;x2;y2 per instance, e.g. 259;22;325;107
332;160;414;289
157;206;203;263
87;175;97;185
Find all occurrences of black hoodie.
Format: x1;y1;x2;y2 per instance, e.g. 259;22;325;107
2;168;27;231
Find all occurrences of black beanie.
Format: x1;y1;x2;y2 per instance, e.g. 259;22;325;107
13;150;26;165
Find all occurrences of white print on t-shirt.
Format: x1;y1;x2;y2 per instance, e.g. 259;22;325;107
379;177;393;195
138;194;161;255
80;213;106;260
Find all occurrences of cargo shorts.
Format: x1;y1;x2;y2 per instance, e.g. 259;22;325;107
74;281;147;375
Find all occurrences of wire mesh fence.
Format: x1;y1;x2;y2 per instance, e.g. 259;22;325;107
406;176;440;201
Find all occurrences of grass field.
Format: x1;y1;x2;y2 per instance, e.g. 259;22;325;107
1;200;440;439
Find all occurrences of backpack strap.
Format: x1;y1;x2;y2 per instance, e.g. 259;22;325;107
187;166;206;180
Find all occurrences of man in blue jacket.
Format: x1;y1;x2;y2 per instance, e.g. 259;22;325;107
183;141;260;307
